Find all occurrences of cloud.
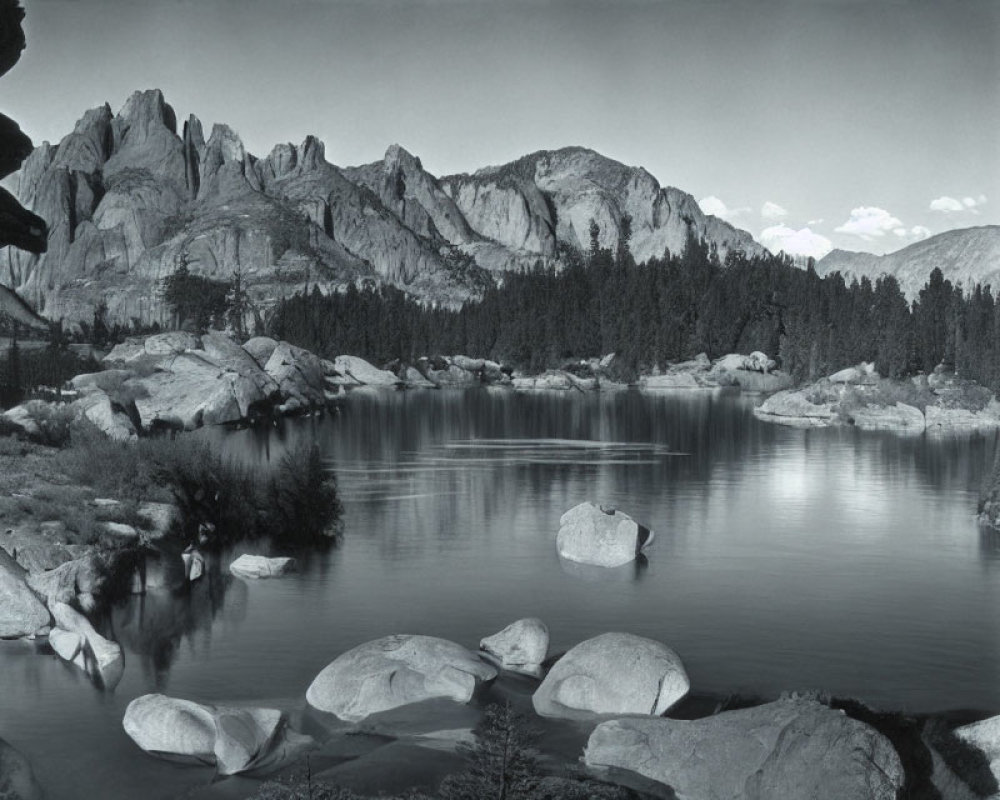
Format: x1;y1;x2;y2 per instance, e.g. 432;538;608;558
930;194;987;213
760;201;788;220
760;225;833;260
834;207;904;240
807;218;824;226
910;225;931;240
699;196;749;222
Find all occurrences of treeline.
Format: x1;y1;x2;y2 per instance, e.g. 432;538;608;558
268;225;1000;390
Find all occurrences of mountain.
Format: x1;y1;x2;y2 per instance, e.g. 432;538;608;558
815;226;1000;300
2;89;766;326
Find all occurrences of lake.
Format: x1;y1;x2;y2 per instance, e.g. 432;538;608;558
2;387;1000;799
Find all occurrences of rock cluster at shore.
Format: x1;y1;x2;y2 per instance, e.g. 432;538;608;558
639;350;793;393
755;362;1000;432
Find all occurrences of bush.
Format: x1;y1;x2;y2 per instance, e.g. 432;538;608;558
55;425;342;548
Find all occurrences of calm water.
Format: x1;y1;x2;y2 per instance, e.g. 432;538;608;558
2;388;1000;799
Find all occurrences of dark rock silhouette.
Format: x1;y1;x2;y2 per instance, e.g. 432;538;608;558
0;0;48;330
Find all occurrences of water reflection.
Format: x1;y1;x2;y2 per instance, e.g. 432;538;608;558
110;556;246;687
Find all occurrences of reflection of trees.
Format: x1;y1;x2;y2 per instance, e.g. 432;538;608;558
108;555;246;688
213;390;999;566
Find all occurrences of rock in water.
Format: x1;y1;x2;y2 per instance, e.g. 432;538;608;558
123;694;284;776
584;697;904;800
556;502;653;568
479;618;549;674
532;632;688;719
305;634;498;722
0;737;44;800
49;601;124;689
0;552;50;639
181;548;205;581
229;554;297;580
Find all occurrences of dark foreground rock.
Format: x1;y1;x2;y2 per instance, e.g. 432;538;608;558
0;738;43;800
584;696;904;800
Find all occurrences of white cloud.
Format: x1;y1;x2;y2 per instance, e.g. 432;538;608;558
699;196;749;222
807;218;824;226
930;194;987;213
910;225;931;240
760;225;833;260
761;201;788;220
834;207;904;240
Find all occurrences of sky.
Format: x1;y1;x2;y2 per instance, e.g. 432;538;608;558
2;0;998;258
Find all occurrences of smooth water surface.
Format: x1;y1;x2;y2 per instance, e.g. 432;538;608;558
3;388;1000;799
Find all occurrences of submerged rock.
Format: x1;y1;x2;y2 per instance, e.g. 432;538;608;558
584;697;904;800
532;632;688;719
229;554;297;580
479;618;549;675
305;634;497;722
123;693;286;776
556;502;653;568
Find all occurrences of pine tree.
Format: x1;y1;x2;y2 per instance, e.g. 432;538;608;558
439;702;540;800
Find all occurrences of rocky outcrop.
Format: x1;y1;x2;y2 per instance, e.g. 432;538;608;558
755;365;1000;433
48;600;124;689
0;736;44;800
584;696;904;800
329;355;401;388
229;554;296;580
444;147;765;265
4;89;767;326
479;618;549;675
305;634;498;722
556;502;653;568
533;632;689;719
0;550;50;639
123;693;289;775
641;352;791;393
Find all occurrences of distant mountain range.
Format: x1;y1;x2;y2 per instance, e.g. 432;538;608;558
1;89;763;326
815;226;1000;300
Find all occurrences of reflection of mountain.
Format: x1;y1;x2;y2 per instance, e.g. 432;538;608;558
110;556;246;686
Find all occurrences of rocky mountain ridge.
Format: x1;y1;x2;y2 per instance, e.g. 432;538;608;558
816;225;1000;300
4;89;766;326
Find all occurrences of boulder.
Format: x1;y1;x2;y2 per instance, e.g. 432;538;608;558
229;554;297;579
848;402;925;431
242;336;279;365
640;372;705;390
955;713;1000;788
263;341;327;409
0;737;44;800
584;697;904;800
403;366;437;388
925;404;1000;431
479;618;549;674
143;331;200;357
331;355;400;387
49;601;124;689
181;548;205;582
754;389;837;427
1;404;40;438
532;632;688;719
123;693;284;776
450;355;485;372
48;627;83;662
0;553;50;639
305;634;498;722
73;390;138;441
556;502;653;568
26;554;105;607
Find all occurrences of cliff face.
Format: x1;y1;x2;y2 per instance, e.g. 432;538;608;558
5;92;766;326
816;227;1000;300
